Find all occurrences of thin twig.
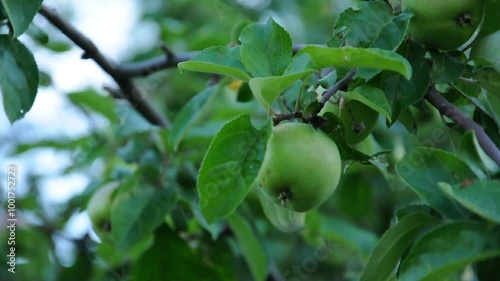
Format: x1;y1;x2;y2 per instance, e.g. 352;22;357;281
119;51;199;77
273;112;303;126
39;5;170;127
103;86;123;99
317;69;357;111
118;43;312;78
425;86;500;166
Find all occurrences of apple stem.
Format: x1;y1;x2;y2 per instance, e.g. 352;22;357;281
273;112;303;126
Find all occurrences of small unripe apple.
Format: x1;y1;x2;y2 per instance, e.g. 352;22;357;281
256;122;342;212
87;182;119;240
340;100;378;145
402;0;483;50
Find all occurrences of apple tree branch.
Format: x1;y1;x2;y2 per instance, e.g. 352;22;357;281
39;5;170;127
424;86;500;166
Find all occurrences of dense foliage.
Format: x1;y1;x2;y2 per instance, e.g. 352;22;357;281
1;0;500;280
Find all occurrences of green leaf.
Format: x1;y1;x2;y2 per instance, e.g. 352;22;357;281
430;52;465;84
178;46;251;81
360;212;439;281
319;112;371;162
95;235;152;267
11;137;88;155
451;84;500;138
63;133;111;174
0;35;38;123
114;104;158;137
335;171;374;220
44;41;72;53
133;226;234;281
477;0;500;40
227;213;268;281
191;200;226;240
397;147;477;218
1;0;43;37
399;221;500;281
322;216;378;261
26;23;49;45
67;90;118;123
381;41;429;124
335;1;411;50
283;53;316;75
298;45;412;79
240;18;293;77
397;107;417;134
302;211;377;262
249;70;314;109
11;229;56;281
236;81;253;102
484;89;500;126
197;114;271;223
319;69;338;89
344;86;392;122
396;204;434;221
111;183;177;252
169;85;218;151
248;53;315;109
257;186;305;233
460;131;500;177
475;70;500;98
439;180;500;224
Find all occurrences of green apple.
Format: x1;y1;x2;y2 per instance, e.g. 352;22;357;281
471;31;500;73
402;0;484;50
340;100;378;145
87;182;119;240
256;122;342;212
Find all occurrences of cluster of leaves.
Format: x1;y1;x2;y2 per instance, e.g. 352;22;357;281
177;1;500;279
1;0;500;280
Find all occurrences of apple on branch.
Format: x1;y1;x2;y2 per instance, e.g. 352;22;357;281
402;0;484;50
256;122;342;212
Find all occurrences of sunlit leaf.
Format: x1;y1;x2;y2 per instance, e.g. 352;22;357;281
240;18;293;77
298;45;412;79
179;46;251;81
